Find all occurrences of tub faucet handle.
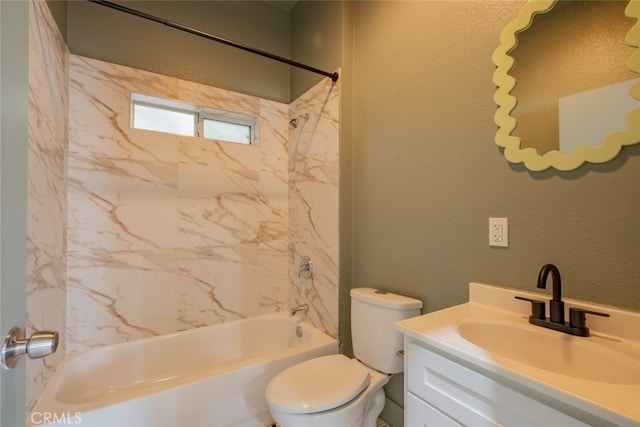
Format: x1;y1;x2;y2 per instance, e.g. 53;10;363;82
298;256;313;279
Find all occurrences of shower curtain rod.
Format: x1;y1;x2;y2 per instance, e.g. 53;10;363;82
88;0;339;83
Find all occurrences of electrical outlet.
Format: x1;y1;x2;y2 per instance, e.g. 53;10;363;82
489;218;508;247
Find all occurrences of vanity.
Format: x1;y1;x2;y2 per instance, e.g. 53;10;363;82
396;283;640;427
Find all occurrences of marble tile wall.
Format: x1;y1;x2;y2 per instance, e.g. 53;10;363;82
67;56;294;351
288;76;340;339
26;0;69;411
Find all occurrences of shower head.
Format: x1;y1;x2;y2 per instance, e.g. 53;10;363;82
289;113;310;129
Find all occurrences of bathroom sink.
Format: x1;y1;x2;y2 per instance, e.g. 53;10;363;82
396;283;640;425
457;321;640;385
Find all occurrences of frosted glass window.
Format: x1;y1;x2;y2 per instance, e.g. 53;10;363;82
133;103;195;137
203;118;251;145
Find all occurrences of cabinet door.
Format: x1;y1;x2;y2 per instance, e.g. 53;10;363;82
406;340;591;427
406;393;461;427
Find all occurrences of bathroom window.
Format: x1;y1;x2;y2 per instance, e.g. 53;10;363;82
202;117;252;145
132;103;196;137
131;93;257;145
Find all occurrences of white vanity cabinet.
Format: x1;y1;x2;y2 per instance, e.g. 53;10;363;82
404;337;601;427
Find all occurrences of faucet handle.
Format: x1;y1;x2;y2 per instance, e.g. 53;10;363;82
514;296;546;320
298;256;313;279
569;307;610;330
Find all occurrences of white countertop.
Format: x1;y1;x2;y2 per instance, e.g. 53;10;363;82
396;282;640;426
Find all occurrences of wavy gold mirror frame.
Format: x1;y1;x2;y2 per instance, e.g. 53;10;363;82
493;0;640;171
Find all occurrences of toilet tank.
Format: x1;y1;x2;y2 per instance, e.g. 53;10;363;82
350;288;422;374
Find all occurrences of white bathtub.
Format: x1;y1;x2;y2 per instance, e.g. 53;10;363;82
30;312;337;427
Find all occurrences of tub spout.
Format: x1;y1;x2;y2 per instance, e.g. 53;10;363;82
289;304;309;317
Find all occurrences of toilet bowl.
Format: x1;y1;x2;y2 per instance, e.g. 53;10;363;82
265;288;422;427
266;354;388;427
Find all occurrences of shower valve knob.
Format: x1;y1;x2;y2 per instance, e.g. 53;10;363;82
298;256;313;279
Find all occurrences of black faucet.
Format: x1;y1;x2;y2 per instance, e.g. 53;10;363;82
537;263;564;324
515;263;610;337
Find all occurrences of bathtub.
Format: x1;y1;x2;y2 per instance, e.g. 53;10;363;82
30;312;337;427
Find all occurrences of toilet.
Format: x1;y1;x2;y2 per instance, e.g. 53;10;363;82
265;288;422;427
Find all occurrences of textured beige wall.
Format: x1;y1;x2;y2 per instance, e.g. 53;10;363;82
66;1;291;102
290;1;343;100
45;0;67;39
351;0;639;315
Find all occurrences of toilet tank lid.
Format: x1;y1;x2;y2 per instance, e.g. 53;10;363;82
350;288;423;310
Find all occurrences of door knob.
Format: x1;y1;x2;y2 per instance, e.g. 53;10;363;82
1;327;58;369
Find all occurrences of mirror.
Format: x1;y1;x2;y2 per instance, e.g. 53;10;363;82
493;0;640;171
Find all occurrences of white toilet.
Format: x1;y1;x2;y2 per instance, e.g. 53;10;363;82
265;288;422;427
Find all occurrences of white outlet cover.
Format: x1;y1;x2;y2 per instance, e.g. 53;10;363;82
489;217;509;247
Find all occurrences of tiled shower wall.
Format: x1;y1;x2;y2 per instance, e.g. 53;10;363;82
66;56;340;351
26;0;69;411
67;55;291;351
288;79;340;338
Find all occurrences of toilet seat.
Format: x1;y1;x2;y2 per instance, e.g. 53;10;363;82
266;354;370;414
